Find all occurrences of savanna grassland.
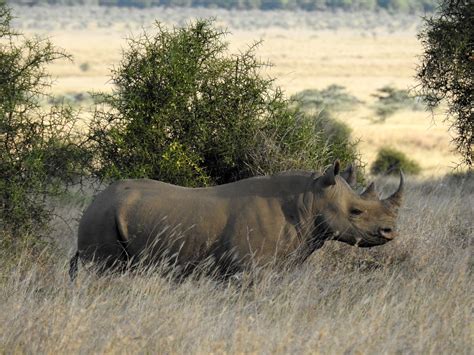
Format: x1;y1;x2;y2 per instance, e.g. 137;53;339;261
1;174;472;353
1;5;472;354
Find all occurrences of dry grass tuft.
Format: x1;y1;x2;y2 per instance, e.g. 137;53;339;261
0;174;472;353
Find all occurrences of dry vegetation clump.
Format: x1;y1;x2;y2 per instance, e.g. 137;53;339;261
0;175;472;353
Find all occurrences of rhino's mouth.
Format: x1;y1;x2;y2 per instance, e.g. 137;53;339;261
329;224;395;248
370;232;393;240
357;233;392;248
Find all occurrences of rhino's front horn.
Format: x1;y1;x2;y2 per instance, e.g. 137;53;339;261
384;171;404;207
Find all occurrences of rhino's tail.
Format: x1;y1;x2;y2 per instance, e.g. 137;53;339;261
69;251;79;282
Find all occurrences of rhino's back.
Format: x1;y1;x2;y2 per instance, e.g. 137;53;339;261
77;174;313;266
78;179;233;261
79;174;312;241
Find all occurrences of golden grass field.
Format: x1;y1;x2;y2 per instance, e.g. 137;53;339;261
13;5;461;176
1;175;472;353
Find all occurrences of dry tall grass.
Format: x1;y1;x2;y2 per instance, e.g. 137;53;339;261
1;175;472;353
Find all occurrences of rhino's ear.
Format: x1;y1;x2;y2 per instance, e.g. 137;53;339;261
340;163;357;188
316;160;340;188
332;160;341;175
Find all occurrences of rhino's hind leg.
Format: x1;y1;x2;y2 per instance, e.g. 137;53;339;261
79;242;130;275
69;251;79;282
77;210;132;276
68;250;123;282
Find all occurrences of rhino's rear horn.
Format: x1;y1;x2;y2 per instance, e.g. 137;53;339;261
361;182;378;200
384;171;404;207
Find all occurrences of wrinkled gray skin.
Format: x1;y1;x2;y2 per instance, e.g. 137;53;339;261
70;161;403;279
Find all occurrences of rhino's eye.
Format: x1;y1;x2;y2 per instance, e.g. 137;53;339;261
350;208;364;216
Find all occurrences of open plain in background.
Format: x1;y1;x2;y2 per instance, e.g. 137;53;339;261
1;6;471;354
12;5;460;175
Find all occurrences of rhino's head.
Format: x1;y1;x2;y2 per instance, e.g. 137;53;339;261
313;160;404;248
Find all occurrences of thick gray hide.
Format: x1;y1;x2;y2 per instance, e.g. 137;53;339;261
75;162;403;275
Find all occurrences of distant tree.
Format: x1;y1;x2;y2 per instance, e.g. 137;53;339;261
417;0;473;167
371;85;423;121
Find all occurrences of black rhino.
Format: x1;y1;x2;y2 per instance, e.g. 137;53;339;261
70;161;403;279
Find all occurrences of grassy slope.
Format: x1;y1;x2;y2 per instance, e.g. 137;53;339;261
0;175;472;353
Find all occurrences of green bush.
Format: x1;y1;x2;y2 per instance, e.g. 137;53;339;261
250;108;360;176
370;147;421;175
0;3;91;238
91;20;360;187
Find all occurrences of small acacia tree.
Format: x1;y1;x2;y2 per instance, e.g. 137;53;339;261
91;20;359;187
417;0;473;167
0;3;91;240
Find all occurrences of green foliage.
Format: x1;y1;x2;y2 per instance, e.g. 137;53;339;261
371;85;424;121
417;0;473;167
282;86;359;174
314;109;352;145
249;108;360;176
91;21;265;186
370;147;421;175
0;2;91;237
292;85;363;113
282;86;360;177
90;20;360;186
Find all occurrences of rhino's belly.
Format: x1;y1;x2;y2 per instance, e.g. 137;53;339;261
126;219;218;261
